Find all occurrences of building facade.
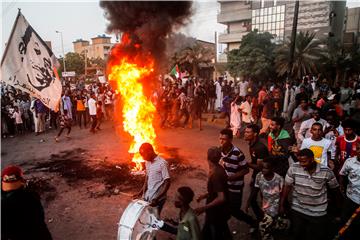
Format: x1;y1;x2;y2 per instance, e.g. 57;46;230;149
217;0;252;53
73;35;114;60
251;0;346;42
344;7;360;48
217;0;347;62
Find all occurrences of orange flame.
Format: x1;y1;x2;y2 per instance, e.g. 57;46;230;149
107;34;157;171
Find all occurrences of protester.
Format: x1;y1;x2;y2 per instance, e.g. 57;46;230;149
88;93;97;133
339;141;360;239
161;186;202;240
244;124;269;220
230;96;241;137
62;90;73;120
336;119;360;171
292;98;313;146
253;158;289;240
219;128;258;232
96;100;103;131
297;108;328;145
34;98;48;135
1;165;53;240
300;122;334;167
280;149;341;240
134;143;171;215
12;106;23;134
239;94;254;135
195;147;231;240
55;109;72;142
267;117;292;177
76;91;87;129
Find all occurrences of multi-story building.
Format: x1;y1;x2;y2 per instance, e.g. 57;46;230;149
344;7;360;48
217;0;252;55
251;0;346;42
73;34;114;60
217;0;347;62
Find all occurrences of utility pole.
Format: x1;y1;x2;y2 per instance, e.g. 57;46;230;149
288;0;299;79
56;30;66;72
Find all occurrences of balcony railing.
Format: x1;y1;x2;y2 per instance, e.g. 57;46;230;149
217;9;252;23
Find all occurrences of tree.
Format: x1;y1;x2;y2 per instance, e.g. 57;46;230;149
173;42;214;77
90;57;106;69
226;30;276;80
275;31;325;79
58;52;85;75
321;39;360;85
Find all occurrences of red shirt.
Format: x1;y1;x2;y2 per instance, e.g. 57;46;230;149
336;135;360;166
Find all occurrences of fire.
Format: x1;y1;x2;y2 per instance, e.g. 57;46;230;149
107;34;157;172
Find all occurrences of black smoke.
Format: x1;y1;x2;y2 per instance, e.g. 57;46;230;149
100;1;193;64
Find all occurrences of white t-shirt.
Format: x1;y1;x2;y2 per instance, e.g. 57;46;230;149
144;156;170;202
12;111;23;124
298;118;329;142
239;101;253;123
340;156;360;205
88;98;97;116
238;81;249;97
301;137;333;166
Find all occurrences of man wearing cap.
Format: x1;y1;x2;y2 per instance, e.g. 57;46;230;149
133;143;171;215
1;165;52;240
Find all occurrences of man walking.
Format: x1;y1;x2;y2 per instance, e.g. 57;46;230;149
134;143;170;215
219;128;258;232
195;147;231;240
280;149;340;240
88;93;97;133
244;124;269;220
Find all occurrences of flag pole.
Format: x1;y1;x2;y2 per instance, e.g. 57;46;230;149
1;9;22;66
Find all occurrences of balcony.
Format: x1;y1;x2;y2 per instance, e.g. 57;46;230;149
218;31;248;43
217;9;252;24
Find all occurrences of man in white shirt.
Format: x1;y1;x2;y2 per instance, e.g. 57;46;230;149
134;143;171;215
87;93;97;133
239;95;254;136
339;141;360;238
301;122;334;166
239;79;249;99
298;109;328;145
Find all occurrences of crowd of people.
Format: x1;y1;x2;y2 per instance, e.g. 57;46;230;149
2;73;360;240
1;81;117;141
135;74;360;240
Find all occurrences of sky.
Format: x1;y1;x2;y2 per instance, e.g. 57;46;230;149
1;0;360;58
1;0;226;58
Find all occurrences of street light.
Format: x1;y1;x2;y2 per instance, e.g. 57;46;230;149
56;30;66;72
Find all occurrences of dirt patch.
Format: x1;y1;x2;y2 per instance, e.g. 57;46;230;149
26;147;197;200
26;177;57;204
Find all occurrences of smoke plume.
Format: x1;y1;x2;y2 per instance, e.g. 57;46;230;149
100;1;193;64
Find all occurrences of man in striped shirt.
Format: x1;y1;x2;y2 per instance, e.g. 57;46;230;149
219;129;257;231
280;149;341;240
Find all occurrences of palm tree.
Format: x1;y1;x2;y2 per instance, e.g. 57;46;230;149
275;31;325;79
321;41;360;85
174;43;214;77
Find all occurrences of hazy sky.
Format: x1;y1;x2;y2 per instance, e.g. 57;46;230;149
2;0;360;58
1;0;226;58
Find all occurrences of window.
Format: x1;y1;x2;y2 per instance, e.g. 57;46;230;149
251;4;285;41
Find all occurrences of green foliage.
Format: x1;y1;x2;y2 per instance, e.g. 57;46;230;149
275;31;325;79
226;30;276;80
90;57;106;69
321;39;360;85
172;42;214;77
58;52;85;75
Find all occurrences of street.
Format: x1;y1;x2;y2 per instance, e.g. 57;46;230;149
1;119;258;240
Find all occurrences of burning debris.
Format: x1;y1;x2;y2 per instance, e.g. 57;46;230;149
100;1;193;171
